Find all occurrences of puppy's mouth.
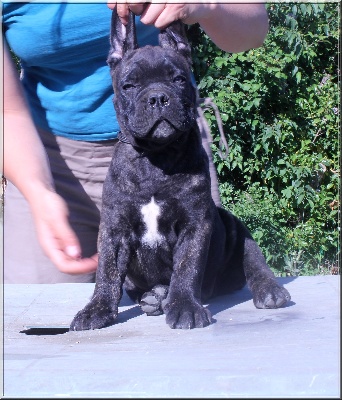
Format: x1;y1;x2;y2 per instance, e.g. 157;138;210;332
137;119;181;141
150;119;179;139
132;119;184;151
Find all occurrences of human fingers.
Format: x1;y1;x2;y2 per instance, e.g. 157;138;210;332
50;251;99;276
139;3;190;28
107;2;146;25
37;215;99;275
32;191;98;274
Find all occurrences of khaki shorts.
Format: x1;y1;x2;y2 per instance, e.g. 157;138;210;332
4;130;116;283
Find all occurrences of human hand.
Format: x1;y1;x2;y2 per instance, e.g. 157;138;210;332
107;2;209;28
107;2;268;56
30;190;98;275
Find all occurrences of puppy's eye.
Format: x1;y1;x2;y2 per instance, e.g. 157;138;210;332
122;83;135;90
173;75;186;84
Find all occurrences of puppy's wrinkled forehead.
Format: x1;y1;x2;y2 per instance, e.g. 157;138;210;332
116;46;191;83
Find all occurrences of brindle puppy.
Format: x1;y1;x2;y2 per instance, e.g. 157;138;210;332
70;10;290;331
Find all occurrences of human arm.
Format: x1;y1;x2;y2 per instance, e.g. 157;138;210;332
108;2;269;53
3;41;98;274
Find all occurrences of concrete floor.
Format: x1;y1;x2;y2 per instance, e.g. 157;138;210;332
3;275;340;398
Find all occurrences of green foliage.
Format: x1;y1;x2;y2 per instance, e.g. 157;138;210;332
188;2;340;276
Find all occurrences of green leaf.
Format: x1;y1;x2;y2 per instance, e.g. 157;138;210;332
292;65;298;77
252;119;259;128
299;4;307;16
297;193;305;204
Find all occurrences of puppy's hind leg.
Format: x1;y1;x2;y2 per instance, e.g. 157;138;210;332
140;285;169;316
218;209;290;309
243;235;291;308
123;277;169;315
237;220;291;308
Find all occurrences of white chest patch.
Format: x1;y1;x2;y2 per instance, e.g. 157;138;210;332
141;196;164;248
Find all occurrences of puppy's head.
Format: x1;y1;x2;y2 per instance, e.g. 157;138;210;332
107;9;197;151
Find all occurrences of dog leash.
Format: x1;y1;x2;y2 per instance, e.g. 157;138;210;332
197;97;229;160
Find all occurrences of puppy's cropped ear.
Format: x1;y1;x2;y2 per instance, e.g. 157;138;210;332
159;21;192;65
107;9;138;72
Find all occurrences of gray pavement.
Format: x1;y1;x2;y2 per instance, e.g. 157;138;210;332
3;275;340;398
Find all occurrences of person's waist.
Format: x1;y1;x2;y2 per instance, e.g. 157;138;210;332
37;127;118;146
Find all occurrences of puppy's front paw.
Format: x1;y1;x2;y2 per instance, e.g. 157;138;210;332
163;298;212;329
252;281;291;309
70;302;117;331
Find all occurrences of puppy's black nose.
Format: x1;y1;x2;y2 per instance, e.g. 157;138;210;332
148;92;170;108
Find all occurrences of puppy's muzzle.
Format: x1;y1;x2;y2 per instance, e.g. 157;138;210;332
148;92;170;108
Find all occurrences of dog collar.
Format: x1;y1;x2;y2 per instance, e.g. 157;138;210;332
117;131;131;144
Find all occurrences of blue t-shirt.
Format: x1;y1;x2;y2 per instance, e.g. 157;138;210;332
2;2;159;141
